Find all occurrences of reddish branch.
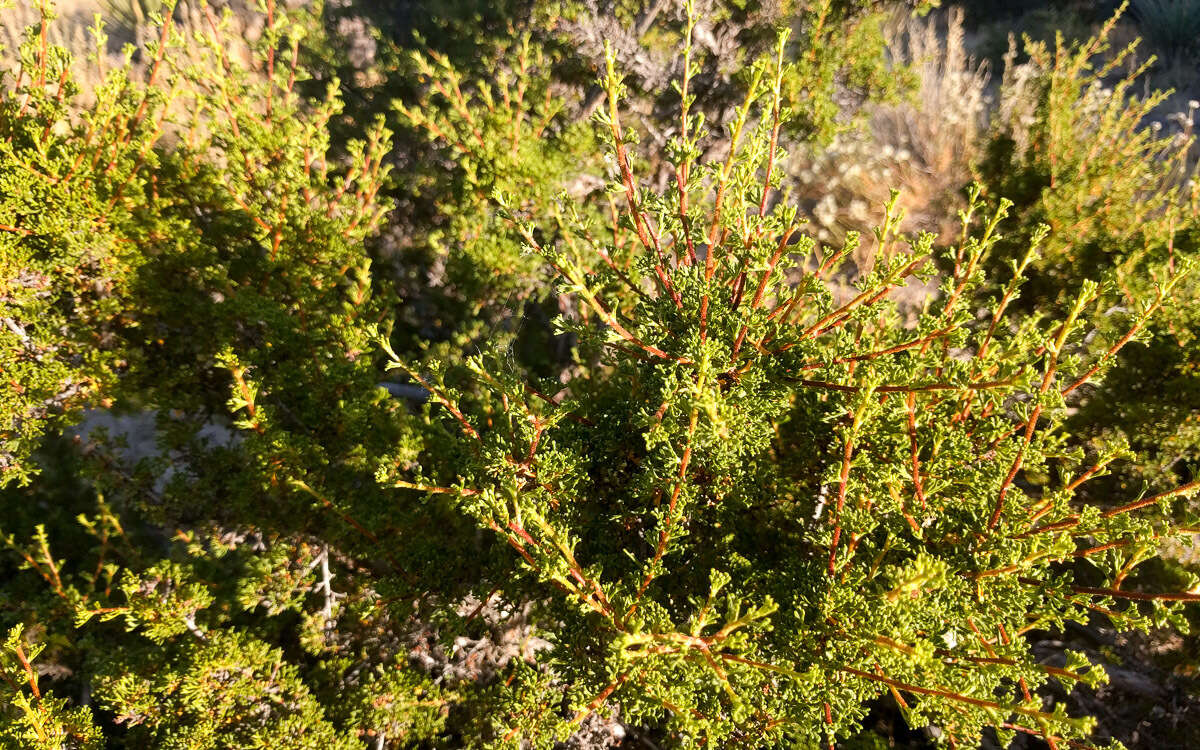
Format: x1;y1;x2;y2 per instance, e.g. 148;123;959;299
1060;286;1170;397
905;393;928;509
603;65;679;307
513;222;688;364
837;665;1061;722
12;642;40;699
784;325;958;365
631;408;700;616
828;382;862;575
795;372;1020;394
990;290;1093;529
799;256;928;340
388;361;481;444
731;227;797;361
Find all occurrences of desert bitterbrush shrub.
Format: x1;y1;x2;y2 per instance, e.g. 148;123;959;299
3;1;1200;748
0;0;415;548
0;0;156;486
1;1;454;746
976;4;1200;498
379;15;1200;746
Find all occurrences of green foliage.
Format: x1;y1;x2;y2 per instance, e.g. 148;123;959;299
979;4;1196;294
93;631;357;750
0;1;146;486
1;493;449;746
976;4;1200;494
341;663;450;746
0;626;101;749
3;0;1200;748
0;1;451;746
781;0;915;144
379;14;1200;744
392;32;602;359
384;0;912;362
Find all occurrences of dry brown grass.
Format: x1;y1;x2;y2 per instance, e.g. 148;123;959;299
786;7;989;271
1;0;278;100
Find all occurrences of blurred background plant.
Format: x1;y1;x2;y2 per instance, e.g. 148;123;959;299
1130;0;1200;64
786;5;988;269
973;5;1200;509
99;0;163;31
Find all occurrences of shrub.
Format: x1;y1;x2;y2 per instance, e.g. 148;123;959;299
976;3;1200;497
384;0;924;360
379;12;1200;745
2;2;450;745
1;0;150;486
3;1;1200;748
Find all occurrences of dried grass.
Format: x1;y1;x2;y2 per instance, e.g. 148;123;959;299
787;7;989;270
0;0;277;101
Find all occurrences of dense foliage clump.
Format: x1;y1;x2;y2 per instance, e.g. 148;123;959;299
2;1;1199;748
976;6;1200;496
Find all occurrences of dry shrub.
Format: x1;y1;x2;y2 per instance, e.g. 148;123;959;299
0;0;134;92
787;6;989;270
0;0;290;101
